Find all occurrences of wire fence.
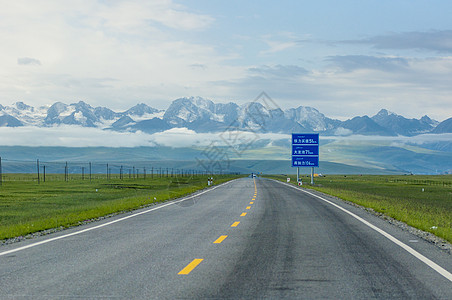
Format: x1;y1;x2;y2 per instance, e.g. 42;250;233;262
346;175;452;188
0;157;238;184
384;177;452;187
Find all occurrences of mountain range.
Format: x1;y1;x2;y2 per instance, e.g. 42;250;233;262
1;96;450;136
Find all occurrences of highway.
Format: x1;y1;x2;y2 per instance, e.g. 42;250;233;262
0;177;451;299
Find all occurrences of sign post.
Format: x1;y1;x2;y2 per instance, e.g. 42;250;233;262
291;133;319;185
311;166;314;185
296;167;299;185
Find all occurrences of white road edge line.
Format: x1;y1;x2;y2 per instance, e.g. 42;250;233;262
0;180;234;257
276;180;452;283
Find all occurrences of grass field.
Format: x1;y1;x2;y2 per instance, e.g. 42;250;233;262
267;174;452;243
0;174;242;240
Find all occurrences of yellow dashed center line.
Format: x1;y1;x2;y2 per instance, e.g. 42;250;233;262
213;235;228;244
179;179;257;276
178;259;204;275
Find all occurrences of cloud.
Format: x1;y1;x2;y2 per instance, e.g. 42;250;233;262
248;65;309;78
259;32;300;55
151;127;211;147
1;2;451;125
342;30;452;53
2;125;451;155
0;1;236;110
325;55;409;72
321;133;452;145
0;126;289;148
17;57;41;66
189;63;207;70
210;55;452;121
0;126;156;147
334;127;353;136
260;41;298;55
95;0;214;32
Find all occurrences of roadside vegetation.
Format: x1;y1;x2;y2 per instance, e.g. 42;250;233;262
0;174;242;240
266;174;452;243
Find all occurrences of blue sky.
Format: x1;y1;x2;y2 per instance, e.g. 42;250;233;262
1;0;452;120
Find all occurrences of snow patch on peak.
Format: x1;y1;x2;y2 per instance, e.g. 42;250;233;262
74;111;87;123
131;111;165;122
3;102;49;126
60;106;75;118
177;107;196;122
212;113;225;122
376;109;397;116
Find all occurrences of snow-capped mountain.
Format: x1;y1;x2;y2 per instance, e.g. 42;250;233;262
164;97;225;125
371;109;437;136
339;115;396;136
0;97;445;136
0;101;164;129
284;106;340;132
1;101;48;126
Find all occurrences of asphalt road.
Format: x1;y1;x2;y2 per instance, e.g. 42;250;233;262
0;177;451;299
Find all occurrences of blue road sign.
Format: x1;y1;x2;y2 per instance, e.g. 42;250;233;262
292;133;319;168
292;145;319;156
292;156;319;167
292;133;319;145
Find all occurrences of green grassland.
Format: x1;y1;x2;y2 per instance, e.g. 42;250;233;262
0;174;242;240
267;174;452;243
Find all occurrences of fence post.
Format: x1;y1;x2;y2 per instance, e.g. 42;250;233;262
0;156;2;187
43;165;46;182
37;159;40;184
65;161;68;182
